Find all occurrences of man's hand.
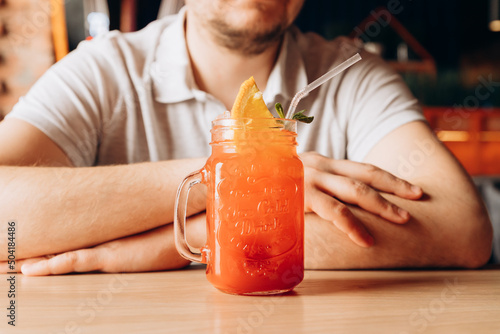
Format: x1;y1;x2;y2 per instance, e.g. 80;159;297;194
301;152;423;248
0;217;207;276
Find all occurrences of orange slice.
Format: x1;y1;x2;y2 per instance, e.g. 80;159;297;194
230;77;274;119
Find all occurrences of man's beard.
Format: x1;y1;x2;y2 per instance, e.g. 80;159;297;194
206;17;288;56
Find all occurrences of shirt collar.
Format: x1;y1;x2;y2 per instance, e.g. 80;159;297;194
151;7;196;104
151;8;308;107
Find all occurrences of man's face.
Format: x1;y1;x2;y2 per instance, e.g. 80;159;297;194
186;0;305;55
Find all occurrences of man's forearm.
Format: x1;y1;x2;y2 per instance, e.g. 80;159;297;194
0;159;206;260
305;184;492;269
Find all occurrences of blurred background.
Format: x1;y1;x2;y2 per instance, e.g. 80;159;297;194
0;0;499;261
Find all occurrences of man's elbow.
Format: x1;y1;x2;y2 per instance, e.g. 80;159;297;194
452;208;493;269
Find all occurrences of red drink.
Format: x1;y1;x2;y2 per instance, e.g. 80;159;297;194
175;118;304;295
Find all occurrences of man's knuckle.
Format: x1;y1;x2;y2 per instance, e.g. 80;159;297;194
84;249;103;270
64;252;79;266
395;177;410;188
352;181;369;196
333;203;350;218
380;199;392;211
364;163;379;174
78;249;92;262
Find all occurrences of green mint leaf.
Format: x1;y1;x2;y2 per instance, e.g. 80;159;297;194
275;102;285;119
292;110;314;124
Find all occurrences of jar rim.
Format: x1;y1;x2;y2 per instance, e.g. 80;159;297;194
211;117;297;133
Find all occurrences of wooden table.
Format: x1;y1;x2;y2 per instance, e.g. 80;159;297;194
1;265;499;334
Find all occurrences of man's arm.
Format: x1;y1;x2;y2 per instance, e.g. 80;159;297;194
304;121;492;269
7;121;492;275
0;118;206;260
8;224;193;275
2;213;207;275
299;49;491;268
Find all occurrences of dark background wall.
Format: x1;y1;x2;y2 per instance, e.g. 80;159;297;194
294;0;500;107
296;1;499;67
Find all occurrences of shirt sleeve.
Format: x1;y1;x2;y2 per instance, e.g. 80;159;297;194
341;51;426;162
5;36;121;167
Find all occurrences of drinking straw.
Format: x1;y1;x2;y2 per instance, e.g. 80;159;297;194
285;53;362;119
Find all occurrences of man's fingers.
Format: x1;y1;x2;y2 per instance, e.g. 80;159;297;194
360;163;423;199
21;249;104;276
303;154;422;199
315;173;410;224
338;160;422;198
309;189;374;248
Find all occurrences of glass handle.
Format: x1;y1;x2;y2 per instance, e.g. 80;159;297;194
174;170;204;263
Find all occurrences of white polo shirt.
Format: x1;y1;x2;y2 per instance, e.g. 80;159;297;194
6;8;425;167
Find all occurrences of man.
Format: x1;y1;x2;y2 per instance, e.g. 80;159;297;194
0;0;492;275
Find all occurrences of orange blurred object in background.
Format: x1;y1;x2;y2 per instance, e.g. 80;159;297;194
424;107;500;176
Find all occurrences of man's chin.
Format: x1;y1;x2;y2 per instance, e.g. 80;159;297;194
209;18;286;55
